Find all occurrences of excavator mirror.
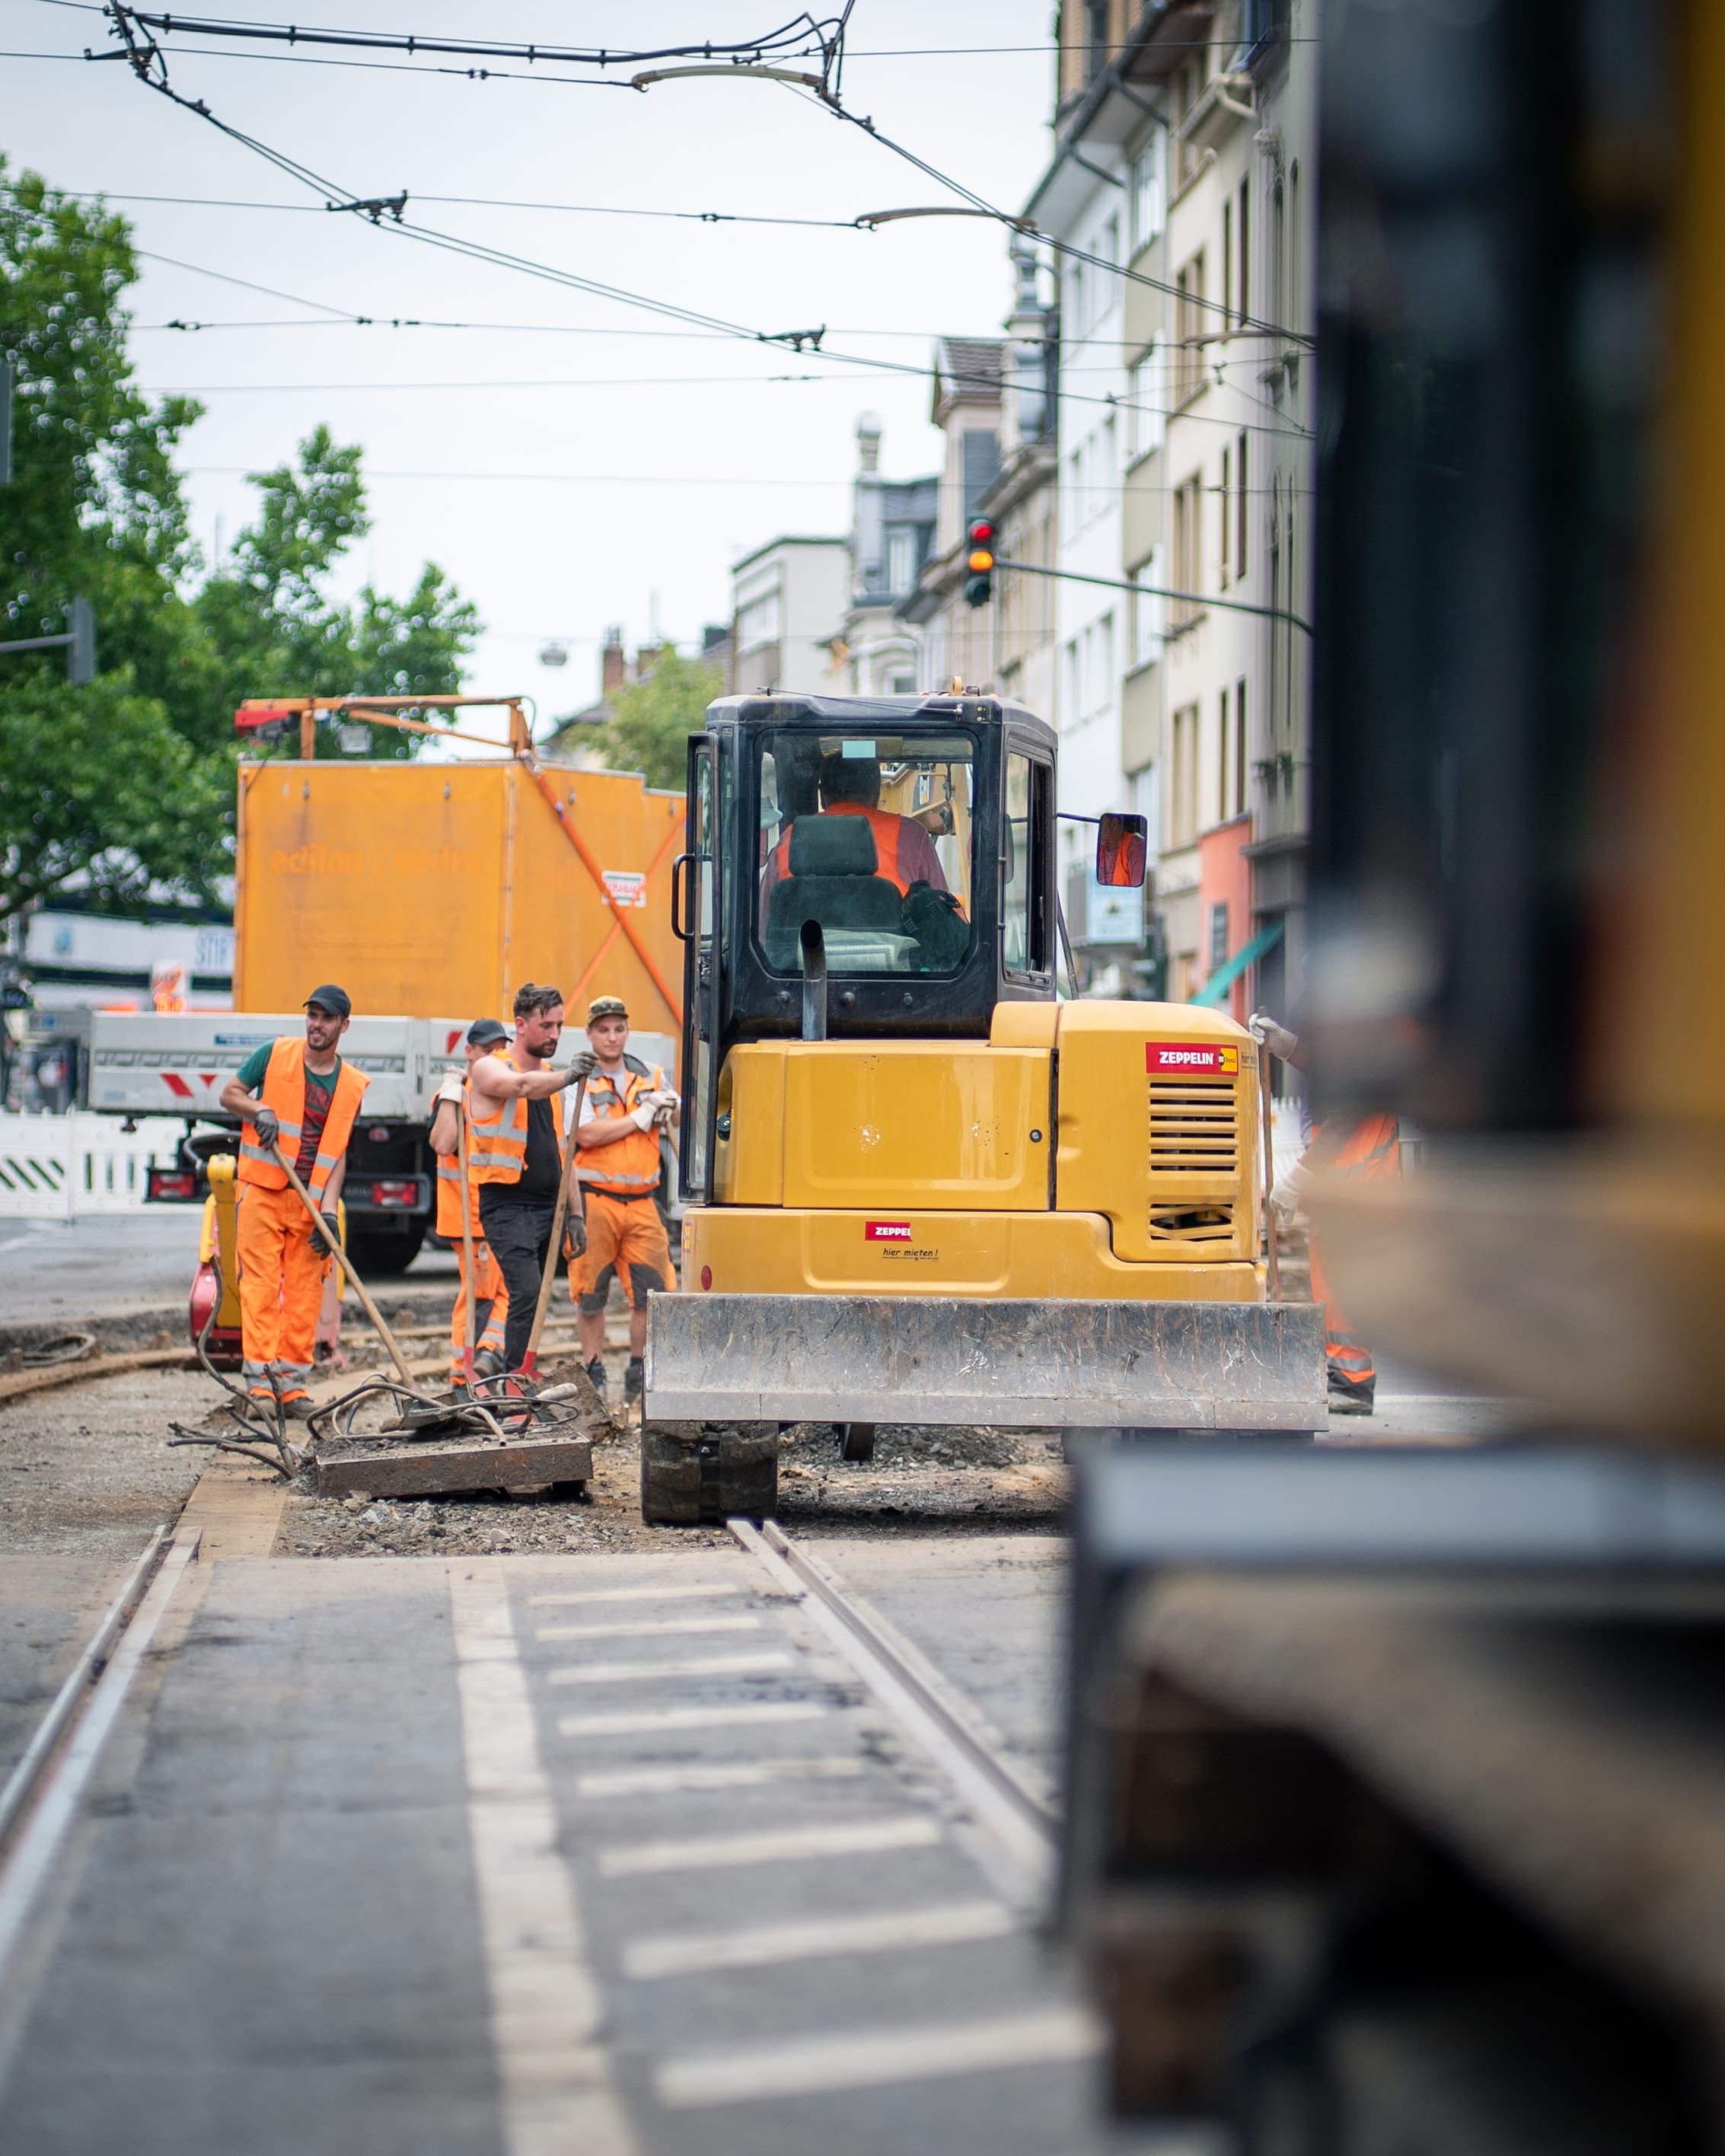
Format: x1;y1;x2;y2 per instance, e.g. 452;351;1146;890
1096;812;1148;888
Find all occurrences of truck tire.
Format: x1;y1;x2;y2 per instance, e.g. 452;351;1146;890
641;1421;779;1526
345;1221;427;1277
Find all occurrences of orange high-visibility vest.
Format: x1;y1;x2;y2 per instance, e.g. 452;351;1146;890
579;1066;662;1198
771;804;912;895
434;1057;505;1234
469;1047;567;1187
238;1037;368;1204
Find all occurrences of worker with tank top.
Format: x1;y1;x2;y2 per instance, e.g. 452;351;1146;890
427;1017;513;1387
467;983;591;1375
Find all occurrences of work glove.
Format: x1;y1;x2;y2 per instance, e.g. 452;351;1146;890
563;1213;588;1261
563;1049;598;1085
628;1102;658;1133
434;1070;464;1105
1248;1012;1299;1063
252;1105;281;1150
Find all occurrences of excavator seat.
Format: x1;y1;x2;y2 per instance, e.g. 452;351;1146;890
764;815;903;968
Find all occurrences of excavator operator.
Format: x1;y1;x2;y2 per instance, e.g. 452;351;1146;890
760;752;951;907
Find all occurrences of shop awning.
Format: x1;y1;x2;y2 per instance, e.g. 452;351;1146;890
1191;918;1284;1008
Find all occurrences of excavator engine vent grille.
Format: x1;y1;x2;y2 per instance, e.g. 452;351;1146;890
1146;1076;1239;1242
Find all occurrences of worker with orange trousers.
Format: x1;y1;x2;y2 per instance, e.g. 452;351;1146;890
1249;1013;1400;1417
427;1017;512;1386
217;984;368;1418
569;994;678;1408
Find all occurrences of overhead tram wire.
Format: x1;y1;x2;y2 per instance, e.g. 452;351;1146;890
89;2;1312;350
99;5;850;74
61;51;1314;444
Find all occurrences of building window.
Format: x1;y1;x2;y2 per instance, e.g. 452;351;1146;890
1130;126;1166;254
1222;199;1233;335
1235;678;1248;817
1216;690;1233;823
886;528;917;595
1131;548;1165;670
735;590;780;649
1209;901;1229;973
1171;474;1204;629
1174;250;1207;407
1170;702;1200;848
1127;336;1165;461
1236;432;1249;579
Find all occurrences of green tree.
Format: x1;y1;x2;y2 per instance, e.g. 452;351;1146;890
196;425;481;754
1;161;225;924
590;648;723;789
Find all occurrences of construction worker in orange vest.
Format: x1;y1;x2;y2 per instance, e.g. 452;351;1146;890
217;984;368;1418
1249;1011;1400;1416
759;751;952;909
427;1017;513;1387
570;994;678;1409
468;984;592;1375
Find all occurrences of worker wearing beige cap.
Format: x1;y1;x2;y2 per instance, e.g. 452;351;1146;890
570;993;678;1408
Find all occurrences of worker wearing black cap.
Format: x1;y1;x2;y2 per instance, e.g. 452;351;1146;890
218;985;368;1418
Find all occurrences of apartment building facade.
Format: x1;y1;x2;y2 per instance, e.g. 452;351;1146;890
1033;0;1315;1007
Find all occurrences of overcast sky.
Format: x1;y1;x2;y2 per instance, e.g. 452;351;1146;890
5;1;1057;735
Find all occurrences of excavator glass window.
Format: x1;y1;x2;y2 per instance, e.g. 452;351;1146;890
753;730;977;976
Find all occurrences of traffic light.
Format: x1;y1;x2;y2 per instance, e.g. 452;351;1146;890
963;518;995;608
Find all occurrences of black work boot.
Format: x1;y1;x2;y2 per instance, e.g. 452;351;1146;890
1327;1371;1376;1416
625;1357;645;1406
585;1354;607;1395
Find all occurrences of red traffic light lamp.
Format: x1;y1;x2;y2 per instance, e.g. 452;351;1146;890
963;519;995;608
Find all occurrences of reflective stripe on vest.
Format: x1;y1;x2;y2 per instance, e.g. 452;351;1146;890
578;1067;662;1196
470;1051;566;1187
435;1063;505;1233
771;802;911;895
238;1036;368;1203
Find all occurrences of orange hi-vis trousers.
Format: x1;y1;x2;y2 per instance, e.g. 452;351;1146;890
1306;1112;1401;1399
237;1180;330;1402
450;1237;509;1380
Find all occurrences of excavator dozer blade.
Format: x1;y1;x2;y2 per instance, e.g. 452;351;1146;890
645;1294;1327;1434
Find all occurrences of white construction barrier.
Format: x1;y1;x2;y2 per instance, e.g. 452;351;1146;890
0;1113;187;1220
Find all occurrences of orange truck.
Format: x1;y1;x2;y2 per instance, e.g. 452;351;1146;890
86;697;684;1272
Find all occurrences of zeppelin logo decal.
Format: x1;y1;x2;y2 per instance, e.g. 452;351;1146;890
866;1220;913;1242
1146;1042;1239;1074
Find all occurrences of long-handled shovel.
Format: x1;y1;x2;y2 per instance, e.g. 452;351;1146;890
272;1143;416;1387
521;1077;587;1383
457;1106;478;1389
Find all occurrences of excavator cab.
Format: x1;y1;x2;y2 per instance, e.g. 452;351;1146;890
674;692;1062;1201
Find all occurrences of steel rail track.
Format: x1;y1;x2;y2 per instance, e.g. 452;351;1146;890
727;1517;1058;1909
0;1525;202;1976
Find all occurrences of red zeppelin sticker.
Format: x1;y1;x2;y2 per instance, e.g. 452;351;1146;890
866;1220;913;1242
1146;1042;1239;1074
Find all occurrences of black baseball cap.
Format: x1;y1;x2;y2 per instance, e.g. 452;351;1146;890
304;984;352;1019
467;1018;509;1046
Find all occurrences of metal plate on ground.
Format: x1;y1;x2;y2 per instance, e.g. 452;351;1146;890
315;1436;593;1498
646;1295;1326;1432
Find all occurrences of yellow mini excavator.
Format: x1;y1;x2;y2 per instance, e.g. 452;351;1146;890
640;692;1324;1521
